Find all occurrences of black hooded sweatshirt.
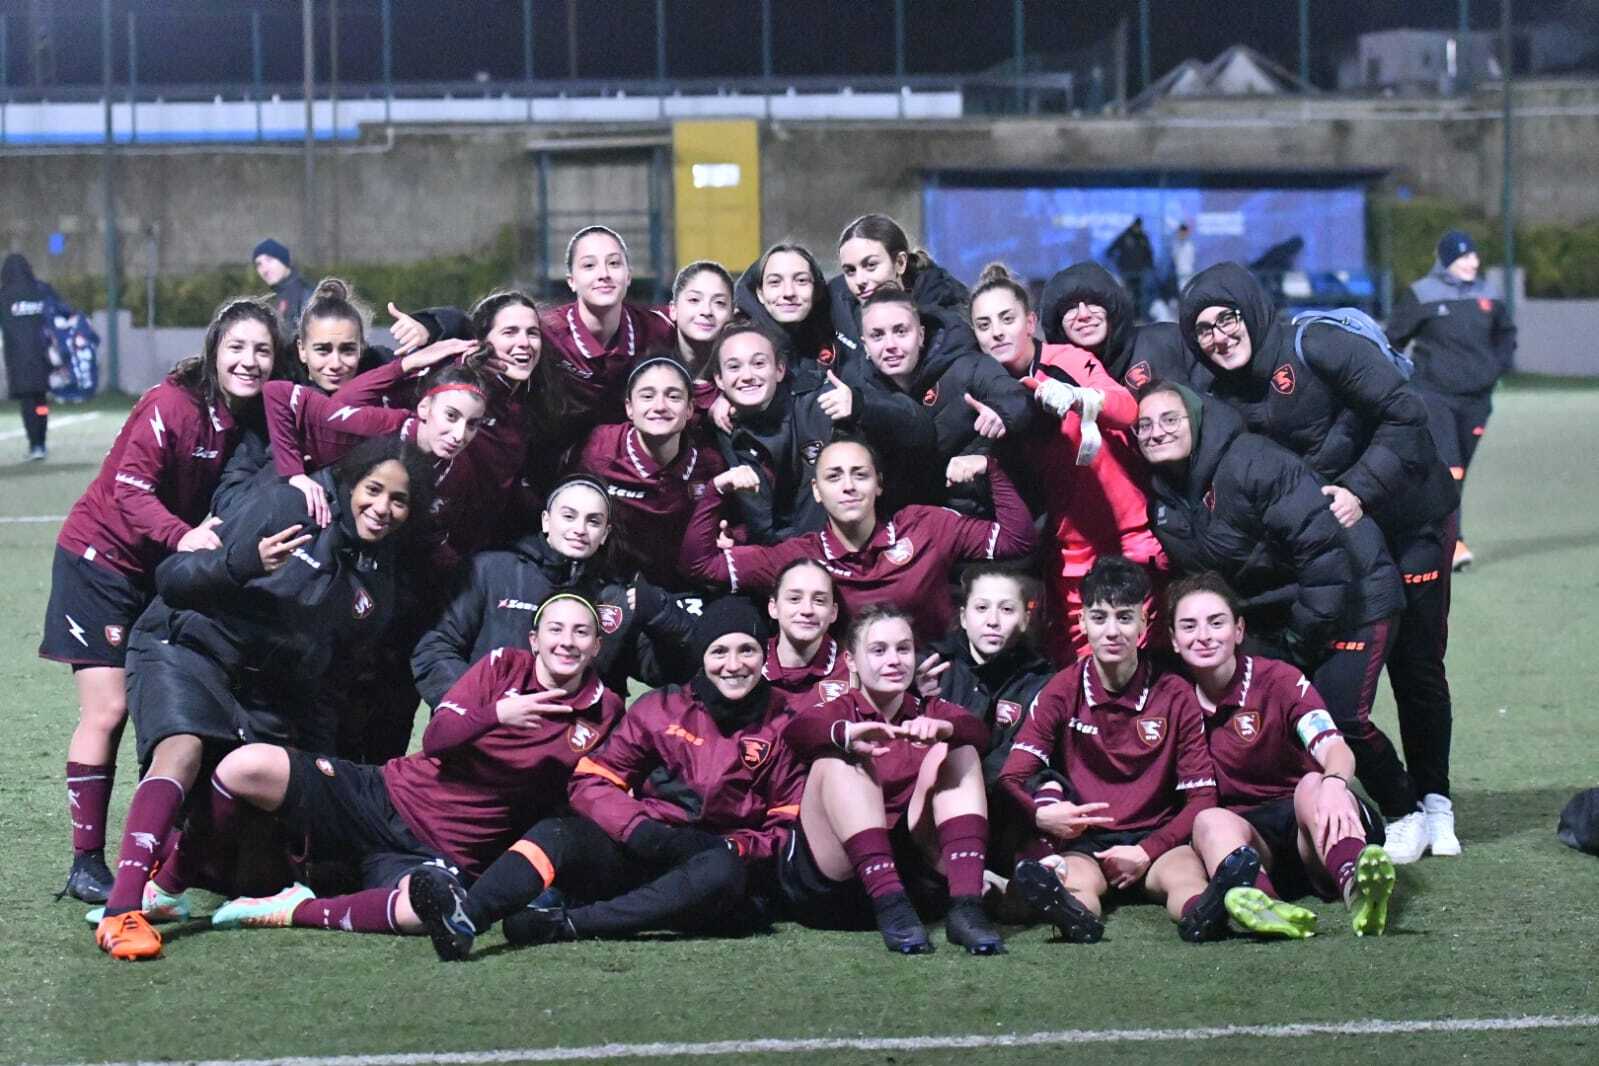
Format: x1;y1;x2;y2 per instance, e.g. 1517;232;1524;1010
0;253;59;398
1039;261;1209;393
713;360;937;544
1178;262;1457;537
930;630;1055;789
733;249;838;370
827;257;971;385
1145;393;1405;664
409;530;697;707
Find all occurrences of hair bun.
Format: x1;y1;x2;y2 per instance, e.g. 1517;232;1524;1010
312;277;351;302
977;262;1016;287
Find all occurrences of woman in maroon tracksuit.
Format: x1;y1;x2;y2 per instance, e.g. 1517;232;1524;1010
539;226;676;425
42;298;280;903
762;559;851;713
781;604;1003;956
679;437;1036;644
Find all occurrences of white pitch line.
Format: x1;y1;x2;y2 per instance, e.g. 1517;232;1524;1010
28;1013;1599;1066
0;410;102;441
0;515;67;524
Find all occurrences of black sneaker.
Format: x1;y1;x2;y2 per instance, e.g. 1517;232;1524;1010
57;850;114;903
407;865;477;961
1012;860;1104;943
944;896;1006;956
502;904;577;947
871;891;934;954
1177;845;1261;944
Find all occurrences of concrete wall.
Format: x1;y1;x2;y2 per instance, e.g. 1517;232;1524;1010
1;81;1596;284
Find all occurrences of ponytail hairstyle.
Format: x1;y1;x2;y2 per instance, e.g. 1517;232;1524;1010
837;213;933;289
755;242;825;290
329;432;437;546
169;296;283;410
970;262;1031;313
564;225;631;272
672;260;735;302
296;277;369;348
859;284;917;317
417;361;492;410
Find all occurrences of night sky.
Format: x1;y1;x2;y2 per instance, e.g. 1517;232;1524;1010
5;0;1589;92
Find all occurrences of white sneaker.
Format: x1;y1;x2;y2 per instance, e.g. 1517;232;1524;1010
1423;793;1462;856
1384;810;1430;864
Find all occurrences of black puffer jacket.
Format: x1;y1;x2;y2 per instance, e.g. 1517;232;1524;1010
132;467;401;754
861;308;1034;511
931;630;1055;789
1179;262;1457;536
828;258;971;384
1146;394;1404;664
0;253;58;398
1039;262;1209;392
410;531;696;706
1386;260;1516;396
714;361;937;544
733;250;838;370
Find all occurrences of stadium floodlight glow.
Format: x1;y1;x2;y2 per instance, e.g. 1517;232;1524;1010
692;163;741;189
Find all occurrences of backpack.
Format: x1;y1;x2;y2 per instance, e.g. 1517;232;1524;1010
1290;308;1414;381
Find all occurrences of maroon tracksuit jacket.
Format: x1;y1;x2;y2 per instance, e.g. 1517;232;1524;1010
567;684;805;864
539;302;676;423
679;457;1036;643
997;657;1217;861
1199;653;1342;808
57;381;242;579
381;649;624;877
762;636;852;714
568;422;723;588
785;690;989;827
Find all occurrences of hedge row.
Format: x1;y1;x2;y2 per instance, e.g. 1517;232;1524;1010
1383;197;1599;299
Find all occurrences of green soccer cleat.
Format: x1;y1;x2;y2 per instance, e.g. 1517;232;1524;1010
211;883;315;929
84;879;193;926
1224;887;1317;939
1349;845;1396;937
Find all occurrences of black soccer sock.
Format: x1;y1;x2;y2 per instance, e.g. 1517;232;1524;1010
21;394;48;449
464;840;550;930
566;844;745;938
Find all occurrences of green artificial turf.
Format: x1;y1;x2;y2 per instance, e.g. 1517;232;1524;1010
1;384;1596;1066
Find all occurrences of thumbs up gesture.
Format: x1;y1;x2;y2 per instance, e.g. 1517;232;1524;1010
964;392;1007;439
818;369;854;422
388;302;429;356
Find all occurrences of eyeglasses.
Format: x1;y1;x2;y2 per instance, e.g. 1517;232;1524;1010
1194;308;1244;348
1132;411;1188;440
1062;301;1105;321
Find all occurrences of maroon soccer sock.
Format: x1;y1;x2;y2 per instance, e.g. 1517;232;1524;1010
152;830;200;895
292;888;398;933
936;814;989;899
104;776;185;915
1325;837;1366;898
1254;869;1281;899
66;761;114;854
1179;892;1202;920
842;828;905;900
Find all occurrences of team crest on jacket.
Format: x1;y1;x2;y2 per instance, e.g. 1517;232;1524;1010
104;625;125;648
567;721;600;752
352;585;374;619
1271;364;1296;395
922;386;939;407
1477;297;1493;313
995;700;1021;726
596;604;624;634
802;440;824;464
740;737;773;769
1136;716;1167;747
1125;360;1153;389
315;757;337;778
1231;711;1262;743
817;348;836;367
817;680;849;703
885;538;914;565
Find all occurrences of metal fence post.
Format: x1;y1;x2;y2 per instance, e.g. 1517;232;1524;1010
252;9;264;141
383;0;394;125
127;10;136;143
1501;0;1515;318
101;0;120;390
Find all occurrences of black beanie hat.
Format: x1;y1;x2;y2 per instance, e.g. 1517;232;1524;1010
1436;229;1477;268
692;596;764;663
252;238;292;268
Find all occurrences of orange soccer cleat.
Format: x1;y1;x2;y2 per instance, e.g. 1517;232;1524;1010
96;910;163;960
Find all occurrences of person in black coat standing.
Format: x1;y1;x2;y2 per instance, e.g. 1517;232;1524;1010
252;238;311;330
0;253;60;460
1135;381;1418;831
1178;262;1460;863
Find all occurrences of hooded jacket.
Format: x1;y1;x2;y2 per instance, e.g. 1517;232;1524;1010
713;360;938;544
930;630;1055;789
0;254;59;398
860;307;1034;511
410;530;696;706
1386;259;1516;396
734;250;838;370
827;257;971;384
1178;262;1457;536
1040;261;1208;393
1144;393;1405;660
